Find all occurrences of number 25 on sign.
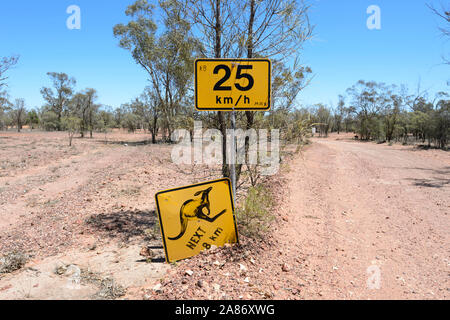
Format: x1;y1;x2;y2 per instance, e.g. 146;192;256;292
195;59;271;111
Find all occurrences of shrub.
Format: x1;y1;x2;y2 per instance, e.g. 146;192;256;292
0;251;29;275
236;185;274;240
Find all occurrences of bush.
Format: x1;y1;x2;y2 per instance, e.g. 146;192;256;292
0;251;29;275
40;111;59;131
236;185;274;240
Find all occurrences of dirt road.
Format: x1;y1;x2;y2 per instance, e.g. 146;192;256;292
276;136;449;299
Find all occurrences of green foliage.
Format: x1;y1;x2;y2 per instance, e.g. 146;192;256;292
236;185;275;239
114;0;199;141
326;80;449;149
27;109;39;128
40;72;76;131
40;111;60;131
62;116;82;146
122;112;140;133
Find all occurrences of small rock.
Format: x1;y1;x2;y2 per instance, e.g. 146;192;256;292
244;277;250;283
196;280;205;288
185;270;194;276
140;246;153;258
152;283;162;293
282;263;291;272
239;263;248;272
250;258;256;265
64;265;81;277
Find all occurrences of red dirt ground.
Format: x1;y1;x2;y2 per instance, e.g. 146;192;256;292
1;131;449;299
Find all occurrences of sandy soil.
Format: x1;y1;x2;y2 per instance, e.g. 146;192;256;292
274;135;449;299
1;131;449;300
0;131;222;299
150;134;449;300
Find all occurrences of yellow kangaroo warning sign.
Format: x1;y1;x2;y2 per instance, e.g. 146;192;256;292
155;178;238;263
195;59;271;111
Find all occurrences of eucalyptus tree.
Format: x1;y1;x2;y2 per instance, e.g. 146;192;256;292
187;0;314;179
138;87;160;144
84;88;99;138
40;72;76;131
67;88;98;138
11;98;26;132
347;80;386;140
0;93;11;131
0;55;19;130
427;2;450;64
114;0;199;142
235;0;314;151
334;95;345;134
0;55;19;93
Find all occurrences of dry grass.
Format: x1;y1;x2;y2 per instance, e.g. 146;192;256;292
0;251;29;275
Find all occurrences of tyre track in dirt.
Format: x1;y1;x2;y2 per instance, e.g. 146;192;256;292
278;138;449;299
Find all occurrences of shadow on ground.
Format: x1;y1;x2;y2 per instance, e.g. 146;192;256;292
405;166;450;188
85;209;159;242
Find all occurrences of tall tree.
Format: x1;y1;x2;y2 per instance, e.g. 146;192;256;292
114;0;199;142
0;55;19;93
0;55;19;129
427;2;450;64
12;98;26;132
134;87;160;144
85;88;98;138
40;72;76;131
237;0;313;181
347;80;385;140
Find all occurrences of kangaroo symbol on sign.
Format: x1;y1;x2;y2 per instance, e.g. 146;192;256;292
168;187;226;241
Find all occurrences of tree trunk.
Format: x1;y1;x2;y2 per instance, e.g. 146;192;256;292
214;0;229;178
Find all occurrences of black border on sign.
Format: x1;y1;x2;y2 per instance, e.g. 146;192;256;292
195;58;272;111
154;178;238;263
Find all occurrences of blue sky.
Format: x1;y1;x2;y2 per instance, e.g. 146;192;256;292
0;0;448;110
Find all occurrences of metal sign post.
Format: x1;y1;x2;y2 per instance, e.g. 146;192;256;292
230;108;236;208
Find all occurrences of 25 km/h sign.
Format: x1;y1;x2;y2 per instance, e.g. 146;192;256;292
195;59;271;111
155;178;238;263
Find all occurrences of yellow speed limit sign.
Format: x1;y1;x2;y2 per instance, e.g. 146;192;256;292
155;178;238;263
195;59;271;111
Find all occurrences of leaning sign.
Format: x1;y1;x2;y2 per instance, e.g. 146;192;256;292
195;58;271;111
155;178;238;263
